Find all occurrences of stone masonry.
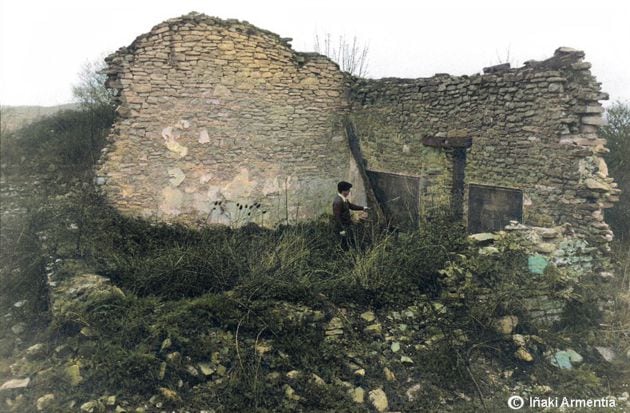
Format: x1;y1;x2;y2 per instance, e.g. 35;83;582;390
348;48;619;250
96;12;618;252
97;12;366;228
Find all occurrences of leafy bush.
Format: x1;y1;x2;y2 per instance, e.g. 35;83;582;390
601;101;630;240
1;106;113;178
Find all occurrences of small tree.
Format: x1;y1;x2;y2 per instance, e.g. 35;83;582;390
70;58;116;256
314;33;369;77
601;101;630;240
0;105;15;138
72;58;115;110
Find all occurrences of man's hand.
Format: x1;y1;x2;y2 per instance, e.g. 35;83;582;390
363;206;370;211
339;230;347;236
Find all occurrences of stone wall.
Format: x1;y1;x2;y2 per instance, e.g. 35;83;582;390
97;12;366;227
348;48;619;249
97;12;618;253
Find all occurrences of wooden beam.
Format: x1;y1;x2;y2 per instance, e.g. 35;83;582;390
422;135;473;149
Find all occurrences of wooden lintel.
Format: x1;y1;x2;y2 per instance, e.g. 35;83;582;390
422;136;473;149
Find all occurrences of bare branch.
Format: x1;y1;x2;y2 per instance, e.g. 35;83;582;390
314;32;369;77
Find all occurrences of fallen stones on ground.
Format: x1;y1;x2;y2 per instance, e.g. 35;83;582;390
512;334;526;346
0;377;30;390
515;346;534;362
549;349;583;369
364;323;382;335
383;367;396;381
159;387;180;402
25;343;46;359
160;337;172;352
406;383;423;402
493;315;519;335
369;388;389;412
360;311;375;322
283;384;300;401
468;233;499;243
36;393;55;411
311;373;325;386
10;322;26;335
65;363;83;386
594;346;616;362
198;362;215;376
254;342;272;355
80;399;105;413
350;386;365;403
325;317;344;338
286;370;300;379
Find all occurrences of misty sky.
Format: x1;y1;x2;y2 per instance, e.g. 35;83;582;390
1;0;628;106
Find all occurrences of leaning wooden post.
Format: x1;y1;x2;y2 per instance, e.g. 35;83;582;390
344;119;386;226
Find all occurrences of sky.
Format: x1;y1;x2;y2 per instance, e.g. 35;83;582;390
1;0;628;107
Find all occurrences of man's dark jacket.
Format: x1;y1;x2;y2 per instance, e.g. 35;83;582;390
332;194;364;232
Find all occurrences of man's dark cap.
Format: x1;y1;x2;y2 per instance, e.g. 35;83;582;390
337;181;352;193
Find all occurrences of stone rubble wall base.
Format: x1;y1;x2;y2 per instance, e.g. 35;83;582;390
467;221;614;328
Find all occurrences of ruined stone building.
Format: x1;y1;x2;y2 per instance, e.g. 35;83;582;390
96;12;619;254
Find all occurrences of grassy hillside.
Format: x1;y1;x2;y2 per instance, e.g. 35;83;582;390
1;104;79;134
0;106;628;412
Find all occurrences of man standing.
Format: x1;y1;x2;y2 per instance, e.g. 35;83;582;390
333;181;369;250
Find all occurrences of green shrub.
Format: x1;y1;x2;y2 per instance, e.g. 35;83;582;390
601;101;630;241
1;106;113;178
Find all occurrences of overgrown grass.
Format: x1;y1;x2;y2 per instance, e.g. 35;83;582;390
2;104;628;411
79;207;467;307
0;211;50;331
